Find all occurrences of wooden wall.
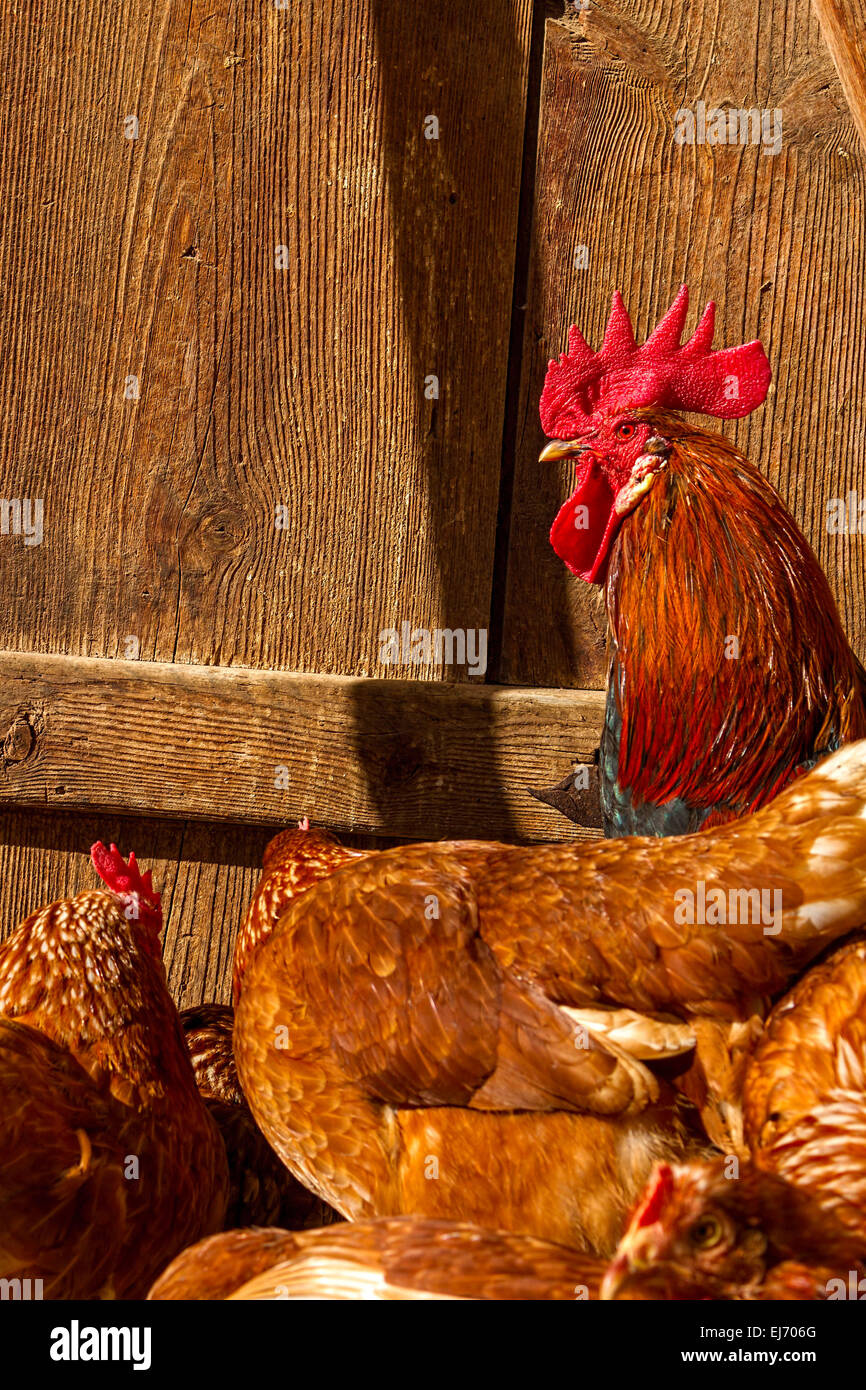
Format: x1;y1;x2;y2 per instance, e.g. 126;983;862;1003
1;0;864;1004
0;0;533;676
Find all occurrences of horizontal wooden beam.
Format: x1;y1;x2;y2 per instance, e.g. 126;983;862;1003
0;653;605;842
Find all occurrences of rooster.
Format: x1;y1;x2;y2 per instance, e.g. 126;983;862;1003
234;739;866;1253
534;286;866;835
601;1158;865;1301
0;844;229;1298
149;1219;606;1301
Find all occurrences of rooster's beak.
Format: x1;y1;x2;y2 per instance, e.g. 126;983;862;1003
539;438;585;463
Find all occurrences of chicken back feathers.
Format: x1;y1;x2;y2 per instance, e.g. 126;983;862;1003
232;824;370;1004
743;935;866;1242
234;739;866;1252
149;1218;605;1301
181;1002;338;1230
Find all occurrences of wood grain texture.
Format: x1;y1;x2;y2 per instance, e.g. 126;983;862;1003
500;0;866;689
812;0;866;154
0;810;413;1005
0;0;531;678
0;652;604;841
0;812;250;1006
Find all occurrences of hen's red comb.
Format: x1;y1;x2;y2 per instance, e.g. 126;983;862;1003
540;286;771;437
90;842;162;926
630;1163;675;1231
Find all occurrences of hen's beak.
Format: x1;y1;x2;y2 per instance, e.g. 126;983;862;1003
600;1232;658;1300
600;1257;628;1301
539;438;585;463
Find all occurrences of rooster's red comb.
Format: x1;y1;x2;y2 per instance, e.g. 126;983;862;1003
90;842;162;927
540;285;771;438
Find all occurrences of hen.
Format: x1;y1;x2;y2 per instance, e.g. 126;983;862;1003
181;1002;338;1229
0;844;228;1298
232;820;369;1007
608;935;866;1298
535;287;866;835
602;1158;865;1301
234;739;866;1253
149;1218;605;1301
743;934;866;1243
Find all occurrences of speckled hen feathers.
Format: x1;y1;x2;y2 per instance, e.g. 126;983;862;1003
181;1002;338;1230
0;887;228;1298
233;825;370;1004
744;935;866;1241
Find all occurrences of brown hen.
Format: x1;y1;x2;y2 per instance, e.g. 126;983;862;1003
233;740;866;1253
232;821;369;1005
0;844;228;1298
149;1218;605;1301
743;934;866;1242
610;932;866;1299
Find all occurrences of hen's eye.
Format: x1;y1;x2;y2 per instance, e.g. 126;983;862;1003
689;1215;723;1249
615;421;637;439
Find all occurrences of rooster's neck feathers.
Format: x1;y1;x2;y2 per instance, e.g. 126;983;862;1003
606;421;866;815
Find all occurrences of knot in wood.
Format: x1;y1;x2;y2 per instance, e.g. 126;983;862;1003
2;710;36;768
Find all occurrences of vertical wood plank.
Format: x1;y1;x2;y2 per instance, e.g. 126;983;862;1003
0;0;533;677
501;0;866;689
812;0;866;154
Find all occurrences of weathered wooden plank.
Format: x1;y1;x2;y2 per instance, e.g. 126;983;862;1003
0;809;413;1004
501;0;866;689
812;0;866;155
0;0;532;677
0;652;604;841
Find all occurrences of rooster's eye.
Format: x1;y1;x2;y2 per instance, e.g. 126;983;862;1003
615;421;637;439
689;1215;723;1249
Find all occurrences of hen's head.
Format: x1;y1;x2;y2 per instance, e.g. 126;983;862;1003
91;841;163;941
540;286;770;583
602;1158;859;1301
261;818;342;871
